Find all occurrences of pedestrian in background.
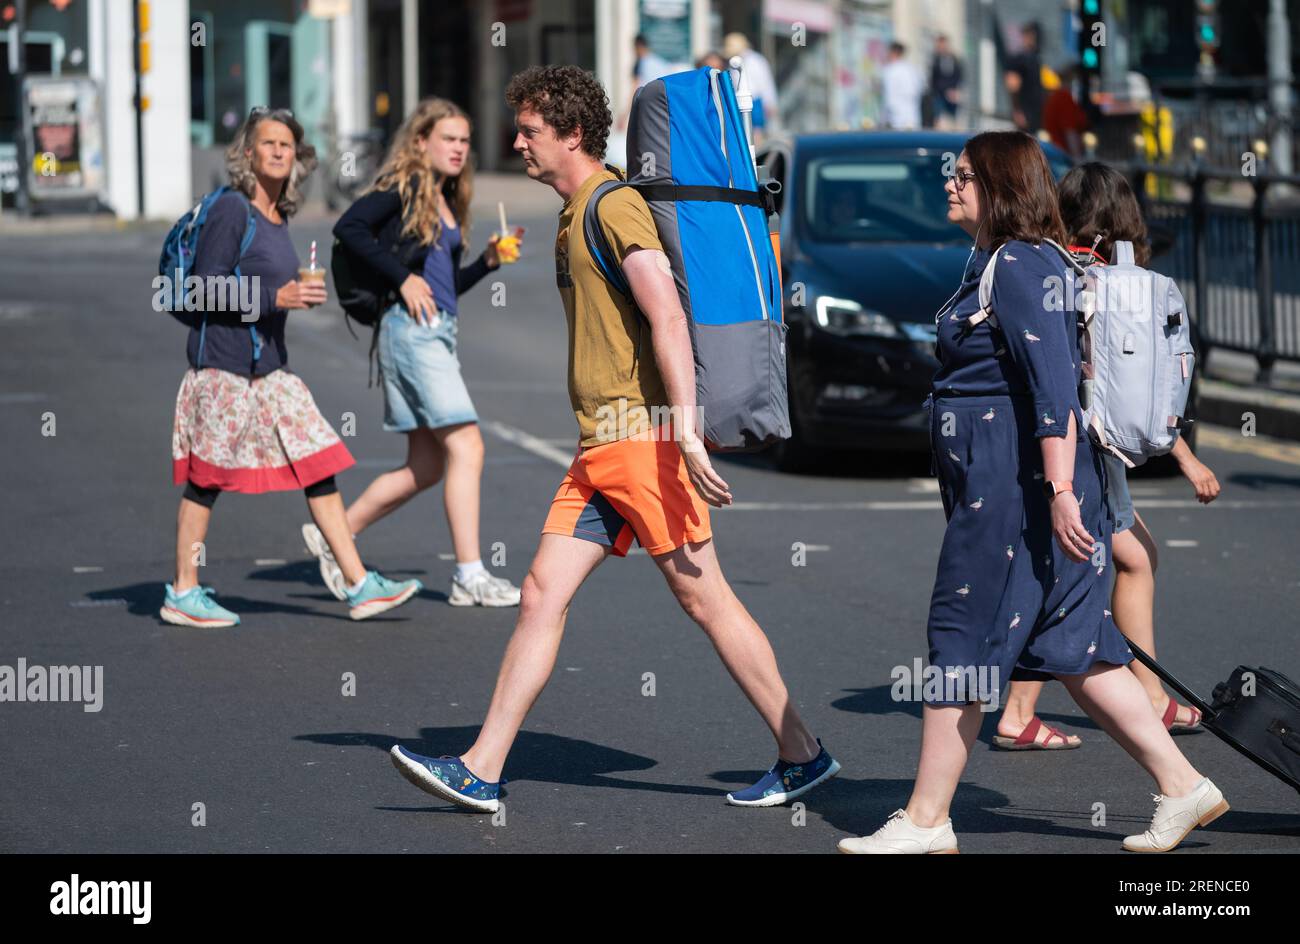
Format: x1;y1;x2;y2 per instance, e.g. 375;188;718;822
723;33;779;142
326;98;523;608
928;34;963;130
1004;22;1045;133
880;42;925;130
1042;63;1090;157
162;107;422;628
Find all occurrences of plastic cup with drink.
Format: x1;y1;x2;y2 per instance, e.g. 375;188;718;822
494;201;524;264
299;240;326;306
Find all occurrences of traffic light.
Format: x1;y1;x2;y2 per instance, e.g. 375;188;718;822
1195;0;1219;78
1078;0;1104;79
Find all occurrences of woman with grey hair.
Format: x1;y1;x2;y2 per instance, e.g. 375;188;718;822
162;106;422;627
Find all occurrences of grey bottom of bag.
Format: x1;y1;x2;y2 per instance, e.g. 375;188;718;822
693;319;791;451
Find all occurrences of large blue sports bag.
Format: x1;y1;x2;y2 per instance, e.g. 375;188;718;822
585;65;789;451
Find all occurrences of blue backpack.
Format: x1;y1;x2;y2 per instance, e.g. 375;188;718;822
585;66;788;451
158;186;262;366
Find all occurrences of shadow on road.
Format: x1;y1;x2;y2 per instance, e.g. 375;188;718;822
830;685;1104;744
1228;472;1300;491
87;581;376;622
296;726;722;800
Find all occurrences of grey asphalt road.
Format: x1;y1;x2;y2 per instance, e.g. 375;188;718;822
2;183;1299;854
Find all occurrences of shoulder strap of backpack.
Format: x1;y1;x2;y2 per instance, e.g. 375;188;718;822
1111;240;1136;266
970;243;1003;328
582;170;633;299
197;190;260;369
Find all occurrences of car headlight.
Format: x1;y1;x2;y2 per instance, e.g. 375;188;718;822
899;322;938;343
813;296;900;338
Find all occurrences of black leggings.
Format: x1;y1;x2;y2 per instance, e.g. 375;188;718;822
183;476;338;508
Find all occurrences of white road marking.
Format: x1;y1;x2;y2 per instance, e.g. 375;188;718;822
72;566;103;573
0;392;47;404
481;419;575;468
255;558;287;565
1165;540;1199;548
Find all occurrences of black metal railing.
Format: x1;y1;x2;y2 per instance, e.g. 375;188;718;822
1115;160;1300;385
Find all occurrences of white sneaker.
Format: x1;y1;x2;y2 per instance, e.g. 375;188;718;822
837;809;960;854
448;570;521;607
302;522;348;601
1123;778;1228;852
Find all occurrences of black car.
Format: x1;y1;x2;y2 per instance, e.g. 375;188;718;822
756;131;1073;471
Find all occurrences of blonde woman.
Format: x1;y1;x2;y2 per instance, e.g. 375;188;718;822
163;107;422;627
321;99;523;606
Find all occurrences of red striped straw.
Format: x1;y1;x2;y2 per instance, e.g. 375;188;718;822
309;240;317;270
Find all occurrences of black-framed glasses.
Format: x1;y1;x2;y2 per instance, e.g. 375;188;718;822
953;170;977;192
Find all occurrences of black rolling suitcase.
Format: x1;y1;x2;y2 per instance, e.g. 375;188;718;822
1125;638;1300;794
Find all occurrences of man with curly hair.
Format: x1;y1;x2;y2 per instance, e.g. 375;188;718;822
391;65;838;814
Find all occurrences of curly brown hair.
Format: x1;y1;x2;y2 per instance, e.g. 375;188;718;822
505;65;611;160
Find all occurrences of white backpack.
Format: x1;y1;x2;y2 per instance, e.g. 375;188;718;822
973;239;1194;467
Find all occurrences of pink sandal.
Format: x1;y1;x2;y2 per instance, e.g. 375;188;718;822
1162;698;1203;734
992;716;1082;751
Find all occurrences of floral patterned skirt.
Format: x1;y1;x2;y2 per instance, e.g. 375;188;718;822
171;367;354;493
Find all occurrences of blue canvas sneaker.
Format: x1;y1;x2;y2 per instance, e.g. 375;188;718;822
725;738;840;807
390;745;501;812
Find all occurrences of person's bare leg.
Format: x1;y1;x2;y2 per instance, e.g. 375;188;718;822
174;496;212;591
308;491;367;586
653;538;819;764
344;429;444;536
906;702;984;826
459;533;610;781
436;422;484;564
1059;662;1202;797
1112;515;1184;716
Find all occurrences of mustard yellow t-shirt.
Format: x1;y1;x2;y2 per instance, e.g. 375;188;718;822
555;169;669;446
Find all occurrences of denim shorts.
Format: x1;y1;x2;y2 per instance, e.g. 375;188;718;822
1102;451;1135;533
377;302;478;432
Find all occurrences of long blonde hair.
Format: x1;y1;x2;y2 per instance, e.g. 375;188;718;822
366;98;475;249
225;108;317;218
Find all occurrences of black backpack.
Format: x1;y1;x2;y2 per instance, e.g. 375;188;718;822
331;175;425;332
331;231;419;332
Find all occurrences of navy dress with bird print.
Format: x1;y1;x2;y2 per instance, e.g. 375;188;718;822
923;240;1133;705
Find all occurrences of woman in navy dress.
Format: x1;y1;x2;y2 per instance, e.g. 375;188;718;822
838;132;1225;854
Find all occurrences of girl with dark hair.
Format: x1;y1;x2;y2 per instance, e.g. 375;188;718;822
995;162;1221;749
838;132;1224;854
162;108;422;627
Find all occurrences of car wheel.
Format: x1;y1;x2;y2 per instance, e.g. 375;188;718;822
770;392;826;474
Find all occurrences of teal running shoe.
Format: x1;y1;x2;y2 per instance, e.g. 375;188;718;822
346;571;422;620
160;583;240;628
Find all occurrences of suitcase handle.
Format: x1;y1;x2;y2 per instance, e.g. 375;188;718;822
1120;635;1216;721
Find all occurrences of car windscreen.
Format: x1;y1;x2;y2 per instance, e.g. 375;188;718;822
803;153;969;245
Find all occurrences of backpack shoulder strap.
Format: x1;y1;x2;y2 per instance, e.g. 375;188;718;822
1111;240;1136;266
969;243;1003;328
582;174;633;298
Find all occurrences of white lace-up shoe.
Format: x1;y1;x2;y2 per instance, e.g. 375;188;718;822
448;571;521;607
1123;778;1228;852
837;808;960;854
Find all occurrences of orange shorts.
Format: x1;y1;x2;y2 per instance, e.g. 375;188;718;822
541;433;712;557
